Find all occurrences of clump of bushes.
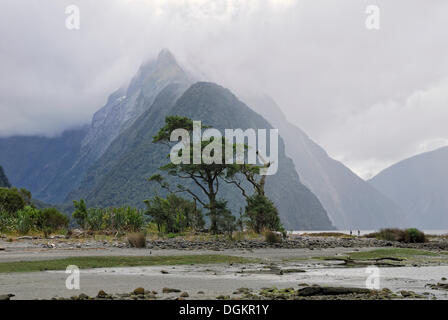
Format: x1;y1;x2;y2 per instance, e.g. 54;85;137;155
127;232;146;248
0;205;68;235
365;228;403;242
264;230;282;244
38;208;69;236
15;206;39;234
365;228;426;243
144;194;204;234
402;228;426;243
73;200;146;232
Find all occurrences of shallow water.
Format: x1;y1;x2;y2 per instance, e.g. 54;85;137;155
292;229;448;236
304;265;448;298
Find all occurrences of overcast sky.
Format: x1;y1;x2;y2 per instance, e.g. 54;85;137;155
1;0;447;179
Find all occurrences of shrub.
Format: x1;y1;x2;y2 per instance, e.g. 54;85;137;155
245;194;283;233
145;194;204;233
73;199;88;229
79;205;146;233
365;228;426;243
110;207;126;231
403;228;426;243
0;209;15;232
124;207;145;232
38;208;69;234
209;200;236;235
365;228;403;241
16;206;40;234
264;230;282;244
127;232;146;248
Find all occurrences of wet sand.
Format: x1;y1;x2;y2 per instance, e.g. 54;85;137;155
1;239;448;300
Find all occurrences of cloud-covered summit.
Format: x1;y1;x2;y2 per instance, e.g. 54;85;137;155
1;0;447;177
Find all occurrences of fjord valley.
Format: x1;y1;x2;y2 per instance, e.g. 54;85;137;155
1;50;448;301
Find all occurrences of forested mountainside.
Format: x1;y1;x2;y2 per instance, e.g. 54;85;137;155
69;82;334;230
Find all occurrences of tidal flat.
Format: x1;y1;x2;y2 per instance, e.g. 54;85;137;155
1;236;448;300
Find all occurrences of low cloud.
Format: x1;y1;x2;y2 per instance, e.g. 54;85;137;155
0;0;447;177
327;78;448;178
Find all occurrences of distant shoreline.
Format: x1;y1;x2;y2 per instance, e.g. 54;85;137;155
292;229;448;236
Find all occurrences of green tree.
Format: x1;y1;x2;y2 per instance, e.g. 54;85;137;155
73;199;88;229
38;208;69;234
212;200;236;235
244;194;283;233
0;187;26;215
18;188;32;206
144;193;204;233
225;158;283;233
151;116;235;233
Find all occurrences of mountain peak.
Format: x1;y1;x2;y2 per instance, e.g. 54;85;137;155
133;49;179;81
126;49;185;98
369;145;448;228
157;49;177;65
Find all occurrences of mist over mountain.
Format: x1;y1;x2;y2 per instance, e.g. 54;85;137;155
243;95;406;229
0;50;193;204
69;82;334;230
369;146;448;229
0;127;88;202
6;49;442;230
81;49;193;164
0;165;11;188
62;50;194;200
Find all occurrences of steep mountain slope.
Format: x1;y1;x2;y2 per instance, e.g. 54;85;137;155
60;50;193;202
369;146;448;228
70;82;334;230
0;126;88;202
0;50;193;204
0;165;11;188
67;83;188;204
243;95;406;229
80;49;193;164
